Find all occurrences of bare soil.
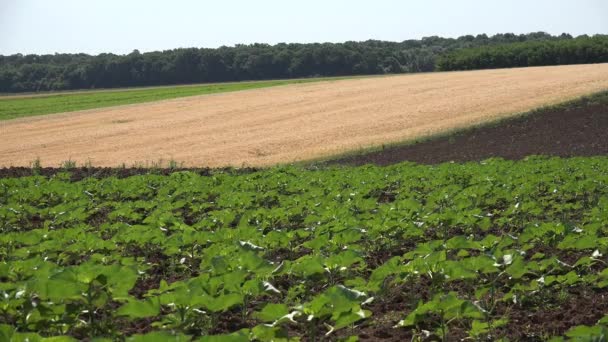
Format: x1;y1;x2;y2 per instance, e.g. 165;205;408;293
2;64;608;167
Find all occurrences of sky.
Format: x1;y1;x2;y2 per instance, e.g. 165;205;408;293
0;0;607;55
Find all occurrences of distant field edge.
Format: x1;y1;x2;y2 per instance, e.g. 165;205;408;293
1;90;607;178
312;89;608;167
0;76;359;121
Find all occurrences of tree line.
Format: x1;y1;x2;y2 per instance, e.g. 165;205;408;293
0;32;587;93
437;35;608;71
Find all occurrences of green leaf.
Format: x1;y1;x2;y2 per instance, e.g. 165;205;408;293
367;256;402;291
117;297;161;318
251;325;290;342
397;292;483;327
333;308;371;329
558;235;598;250
324;250;363;270
505;257;527;279
39;279;83;301
442;260;478;280
203;293;244;312
470;319;490;337
8;332;43;342
254;303;289;323
564;324;608;340
446;235;481;250
197;329;250;342
291;255;325;277
469;318;508;338
396;309;419;327
0;325;14;342
42;337;79;342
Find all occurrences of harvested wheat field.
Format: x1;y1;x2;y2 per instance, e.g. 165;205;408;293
2;63;608;167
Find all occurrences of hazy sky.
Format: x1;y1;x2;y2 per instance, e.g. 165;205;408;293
1;0;607;55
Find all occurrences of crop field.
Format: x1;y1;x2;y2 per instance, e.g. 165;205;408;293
1;64;608;168
1;157;608;341
0;78;329;121
332;92;608;166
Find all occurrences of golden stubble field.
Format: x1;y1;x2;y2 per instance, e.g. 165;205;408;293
2;63;608;167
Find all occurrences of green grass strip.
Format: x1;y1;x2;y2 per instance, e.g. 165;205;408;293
0;78;332;121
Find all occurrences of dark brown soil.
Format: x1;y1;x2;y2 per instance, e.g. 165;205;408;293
496;286;608;341
0;166;259;181
330;100;608;166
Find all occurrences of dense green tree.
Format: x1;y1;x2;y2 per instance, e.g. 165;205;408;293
437;35;608;71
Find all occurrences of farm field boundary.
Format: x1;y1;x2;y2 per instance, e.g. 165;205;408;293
1;90;607;179
1;64;608;167
326;90;608;166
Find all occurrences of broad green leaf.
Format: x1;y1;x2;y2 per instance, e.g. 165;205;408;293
42;337;78;342
564;324;608;340
117;297;161;318
333;308;371;329
558;235;598;250
7;332;43;342
0;325;14;341
251;325;291;342
254;303;290;322
291;255;325;277
338;337;359;342
505;257;527;279
203;293;244;312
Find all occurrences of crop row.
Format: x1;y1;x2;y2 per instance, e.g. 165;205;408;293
1;157;607;341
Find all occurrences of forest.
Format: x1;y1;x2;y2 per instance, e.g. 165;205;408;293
0;32;602;93
437;35;608;71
